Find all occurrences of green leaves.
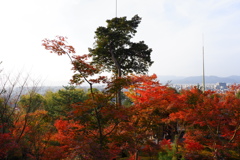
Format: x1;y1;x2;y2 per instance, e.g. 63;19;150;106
90;15;153;76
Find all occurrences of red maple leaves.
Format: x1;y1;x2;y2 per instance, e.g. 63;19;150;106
42;36;75;55
29;35;240;159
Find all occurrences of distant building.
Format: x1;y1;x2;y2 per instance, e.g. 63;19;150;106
215;82;227;90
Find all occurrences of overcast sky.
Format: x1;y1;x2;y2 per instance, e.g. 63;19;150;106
1;0;240;86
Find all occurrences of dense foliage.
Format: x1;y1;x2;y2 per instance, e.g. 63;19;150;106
89;15;153;77
1;75;240;159
1;15;240;160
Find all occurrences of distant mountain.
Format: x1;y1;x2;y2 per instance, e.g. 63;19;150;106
228;75;240;82
157;76;186;84
158;75;240;84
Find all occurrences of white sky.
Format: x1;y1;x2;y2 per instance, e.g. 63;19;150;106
1;0;240;86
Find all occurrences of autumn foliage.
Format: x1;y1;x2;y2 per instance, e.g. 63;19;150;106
2;31;240;160
2;72;240;159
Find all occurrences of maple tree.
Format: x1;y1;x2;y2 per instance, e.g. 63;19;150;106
42;36;122;159
42;36;104;98
12;109;57;160
122;74;181;159
53;92;129;159
169;87;240;159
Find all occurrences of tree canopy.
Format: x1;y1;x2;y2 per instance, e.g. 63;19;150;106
89;15;153;77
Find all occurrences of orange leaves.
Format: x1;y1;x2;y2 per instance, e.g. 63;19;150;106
54;119;84;141
9;109;58;159
42;36;110;86
160;139;172;150
123;75;240;158
128;74;158;86
171;87;240;158
53;119;90;159
52;90;128;159
55;119;84;132
125;74;177;113
184;139;204;152
169;111;187;121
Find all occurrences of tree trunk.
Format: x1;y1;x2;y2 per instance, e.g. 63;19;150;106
110;49;122;106
135;150;139;160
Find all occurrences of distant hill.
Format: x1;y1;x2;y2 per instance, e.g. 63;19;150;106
158;75;240;84
12;85;106;96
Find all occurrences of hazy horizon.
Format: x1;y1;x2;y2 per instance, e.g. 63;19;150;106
1;0;240;86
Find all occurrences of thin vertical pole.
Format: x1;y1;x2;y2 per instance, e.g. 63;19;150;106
202;34;205;92
116;0;117;17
